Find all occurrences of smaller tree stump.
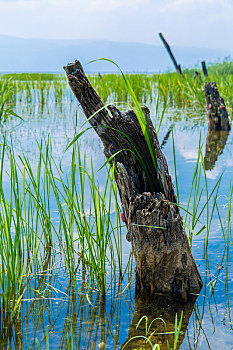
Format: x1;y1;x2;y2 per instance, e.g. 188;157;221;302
204;82;230;169
204;82;231;131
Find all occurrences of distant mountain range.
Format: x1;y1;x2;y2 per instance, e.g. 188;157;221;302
0;35;232;73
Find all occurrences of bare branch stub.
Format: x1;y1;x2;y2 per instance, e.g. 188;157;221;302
64;60;203;299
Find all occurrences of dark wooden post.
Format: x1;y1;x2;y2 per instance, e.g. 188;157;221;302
204;81;230;170
159;33;182;74
201;61;208;77
194;71;202;83
204;82;231;131
63;60;203;300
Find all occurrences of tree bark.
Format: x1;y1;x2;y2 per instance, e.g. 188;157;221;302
63;60;203;300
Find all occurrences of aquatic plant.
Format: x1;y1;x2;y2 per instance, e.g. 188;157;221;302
0;134;124;324
121;313;183;350
1;60;233;116
0;79;22;123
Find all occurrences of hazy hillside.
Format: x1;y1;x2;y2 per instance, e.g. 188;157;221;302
0;35;232;73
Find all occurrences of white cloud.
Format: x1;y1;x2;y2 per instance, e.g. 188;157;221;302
0;0;147;10
89;0;149;12
0;0;39;8
0;0;233;50
49;0;84;6
0;0;35;1
161;0;226;12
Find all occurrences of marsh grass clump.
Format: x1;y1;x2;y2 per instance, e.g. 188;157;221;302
2;60;233;118
0;79;22;123
0;139;55;317
0;136;124;322
0;73;69;107
1;73;63;81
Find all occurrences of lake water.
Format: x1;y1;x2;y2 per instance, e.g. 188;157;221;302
0;83;233;350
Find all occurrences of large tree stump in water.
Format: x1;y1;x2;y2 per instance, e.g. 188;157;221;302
63;60;203;299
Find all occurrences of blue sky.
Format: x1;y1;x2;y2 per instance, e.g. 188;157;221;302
0;0;233;49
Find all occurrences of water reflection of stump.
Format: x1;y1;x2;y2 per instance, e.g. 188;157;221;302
121;294;197;350
204;130;229;171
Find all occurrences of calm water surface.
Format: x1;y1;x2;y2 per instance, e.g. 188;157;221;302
1;90;233;350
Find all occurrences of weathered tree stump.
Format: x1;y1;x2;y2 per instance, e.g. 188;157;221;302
63;60;203;300
204;82;231;131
